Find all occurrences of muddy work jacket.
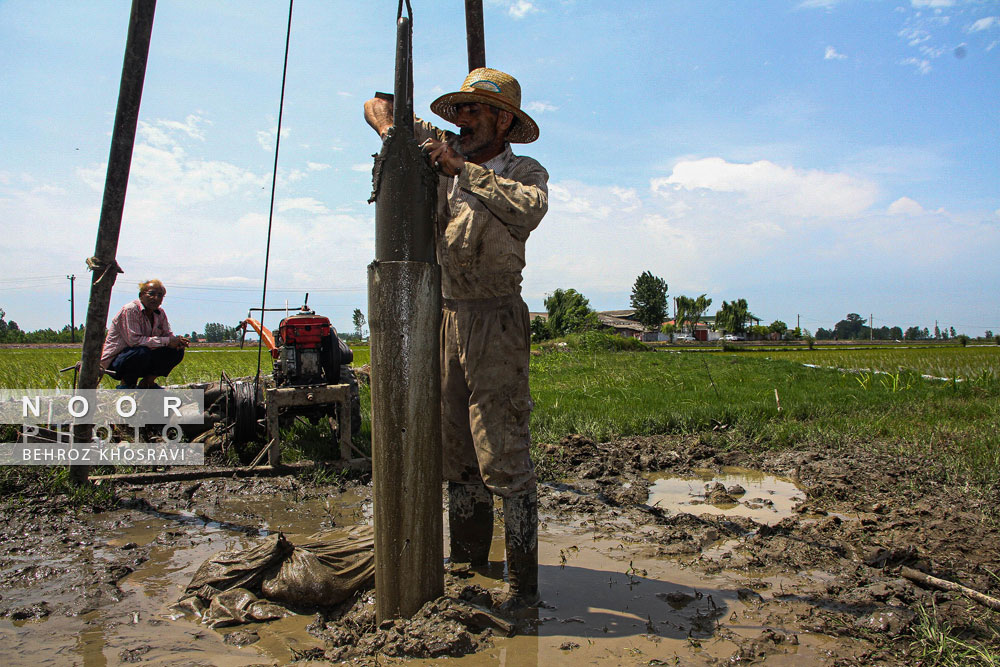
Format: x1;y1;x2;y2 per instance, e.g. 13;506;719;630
416;120;548;300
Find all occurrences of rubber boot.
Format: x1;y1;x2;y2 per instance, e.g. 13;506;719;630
501;489;539;610
448;481;494;566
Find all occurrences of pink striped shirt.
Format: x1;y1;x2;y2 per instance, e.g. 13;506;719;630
100;299;174;369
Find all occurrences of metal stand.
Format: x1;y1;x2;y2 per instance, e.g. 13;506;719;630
264;383;353;465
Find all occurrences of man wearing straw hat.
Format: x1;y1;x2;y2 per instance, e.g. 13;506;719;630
365;67;548;609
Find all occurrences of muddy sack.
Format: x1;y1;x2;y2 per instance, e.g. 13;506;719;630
180;526;374;627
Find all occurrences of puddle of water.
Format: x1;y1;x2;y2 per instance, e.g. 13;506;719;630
647;467;805;526
1;481;862;666
412;533;850;666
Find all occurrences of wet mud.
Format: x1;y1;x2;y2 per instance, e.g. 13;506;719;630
1;435;998;665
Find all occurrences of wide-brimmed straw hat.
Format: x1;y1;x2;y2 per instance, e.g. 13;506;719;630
430;67;539;143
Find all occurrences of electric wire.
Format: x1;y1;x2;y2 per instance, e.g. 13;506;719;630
254;0;294;401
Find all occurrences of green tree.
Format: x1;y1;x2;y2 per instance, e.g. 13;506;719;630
715;298;750;334
985;329;993;339
352;308;367;339
544;288;599;337
204;322;237;343
530;316;551;343
630;271;668;331
675;294;712;334
768;320;787;337
833;313;866;340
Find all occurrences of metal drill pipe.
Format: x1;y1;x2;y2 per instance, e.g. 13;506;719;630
465;0;486;71
370;2;443;621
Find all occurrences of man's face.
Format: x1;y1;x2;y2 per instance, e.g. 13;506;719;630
454;102;502;160
139;284;165;312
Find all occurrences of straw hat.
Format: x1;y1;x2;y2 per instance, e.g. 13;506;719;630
430;67;539;143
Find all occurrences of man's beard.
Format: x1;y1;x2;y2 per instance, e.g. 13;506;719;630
456;126;495;159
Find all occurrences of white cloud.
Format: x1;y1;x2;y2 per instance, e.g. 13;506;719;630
650;157;879;219
911;0;955;8
797;0;844;8
277;197;330;214
508;1;538;19
159;114;208;141
256;126;290;151
525;101;559;113
488;0;538;19
351;163;372;173
919;44;947;58
969;17;999;33
888;196;925;215
307;162;331;171
824;46;847;60
901;57;932;73
899;27;931;46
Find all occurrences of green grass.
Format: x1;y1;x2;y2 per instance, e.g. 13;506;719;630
759;345;999;382
2;341;998;487
0;344;371;389
527;344;999;486
909;603;1000;667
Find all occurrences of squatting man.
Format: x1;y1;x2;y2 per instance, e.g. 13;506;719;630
100;279;189;389
365;67;548;608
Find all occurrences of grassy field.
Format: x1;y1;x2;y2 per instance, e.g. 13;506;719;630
2;340;997;485
760;345;1000;381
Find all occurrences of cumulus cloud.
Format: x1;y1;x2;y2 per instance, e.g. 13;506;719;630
911;0;955;8
256;126;290;151
488;0;538;20
350;163;372;173
824;46;847;60
277;197;330;214
307;162;331;171
969;16;999;32
901;57;932;73
888;197;925;215
797;0;844;8
525;101;558;113
650;157;879;219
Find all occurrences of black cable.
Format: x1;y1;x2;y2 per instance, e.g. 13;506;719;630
254;0;294;400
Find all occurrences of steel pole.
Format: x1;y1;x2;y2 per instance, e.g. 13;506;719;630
72;0;156;483
67;274;76;343
464;0;486;71
369;9;443;621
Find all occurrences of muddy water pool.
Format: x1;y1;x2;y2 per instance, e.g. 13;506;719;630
1;476;849;666
647;466;806;526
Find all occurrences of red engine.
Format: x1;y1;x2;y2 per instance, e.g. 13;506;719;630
273;313;352;387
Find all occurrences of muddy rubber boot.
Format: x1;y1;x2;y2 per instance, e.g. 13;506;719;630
448;481;494;566
500;489;539;610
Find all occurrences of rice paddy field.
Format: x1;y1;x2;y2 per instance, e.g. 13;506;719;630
762;344;1000;382
1;340;997;484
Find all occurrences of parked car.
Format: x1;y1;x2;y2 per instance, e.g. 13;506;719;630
674;333;695;341
722;334;745;341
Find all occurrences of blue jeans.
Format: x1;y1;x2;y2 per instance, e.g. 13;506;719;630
110;346;185;388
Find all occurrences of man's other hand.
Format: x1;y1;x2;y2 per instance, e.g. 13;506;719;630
422;138;465;177
169;336;190;349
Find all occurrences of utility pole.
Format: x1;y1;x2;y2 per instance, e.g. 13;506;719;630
797;313;800;331
67;275;76;343
72;0;157;484
870;313;873;341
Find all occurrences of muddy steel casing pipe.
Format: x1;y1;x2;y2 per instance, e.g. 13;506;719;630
368;10;443;621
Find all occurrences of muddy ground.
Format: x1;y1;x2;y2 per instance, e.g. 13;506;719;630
1;435;998;665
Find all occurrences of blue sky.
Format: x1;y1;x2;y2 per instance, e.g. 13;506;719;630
2;0;998;337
